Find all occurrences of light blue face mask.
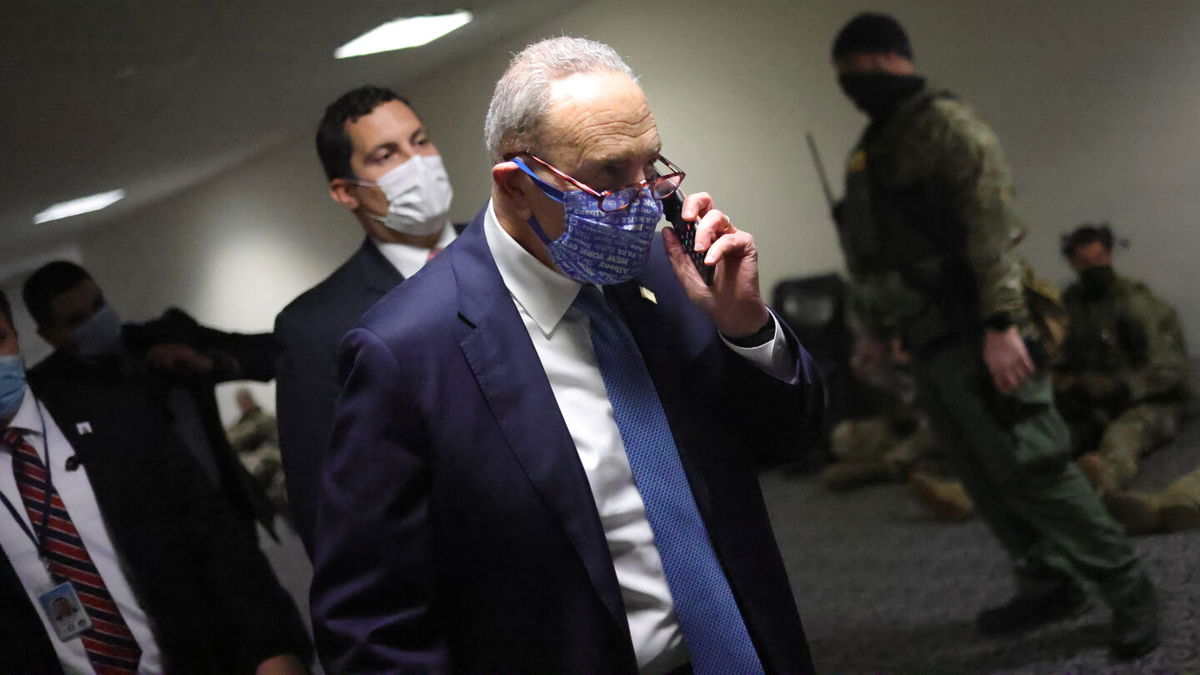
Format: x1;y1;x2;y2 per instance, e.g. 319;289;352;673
0;354;26;421
71;303;123;357
513;157;663;286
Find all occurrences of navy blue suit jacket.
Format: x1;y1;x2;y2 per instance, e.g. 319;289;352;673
275;239;402;554
311;212;822;673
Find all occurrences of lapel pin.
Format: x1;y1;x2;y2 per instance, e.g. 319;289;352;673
639;286;658;304
75;422;93;435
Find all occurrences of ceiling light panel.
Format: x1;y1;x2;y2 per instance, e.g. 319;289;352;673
34;189;126;224
334;10;473;59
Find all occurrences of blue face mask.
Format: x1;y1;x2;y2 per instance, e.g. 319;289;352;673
513;157;663;286
0;354;26;421
71;303;124;357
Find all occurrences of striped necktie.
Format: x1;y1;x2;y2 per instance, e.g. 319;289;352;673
572;286;763;674
5;428;142;673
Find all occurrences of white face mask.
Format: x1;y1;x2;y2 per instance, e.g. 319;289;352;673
359;154;454;236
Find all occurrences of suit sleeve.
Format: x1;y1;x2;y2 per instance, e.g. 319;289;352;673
273;309;341;554
152;308;279;382
718;317;824;468
310;327;447;673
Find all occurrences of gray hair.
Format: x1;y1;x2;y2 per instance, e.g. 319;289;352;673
484;36;637;162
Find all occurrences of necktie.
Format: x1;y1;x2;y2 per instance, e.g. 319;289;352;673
427;246;444;261
5;428;142;673
572;286;763;674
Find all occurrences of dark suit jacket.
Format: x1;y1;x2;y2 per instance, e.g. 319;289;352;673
0;376;311;673
311;215;824;673
274;239;403;554
30;310;278;537
275;229;468;555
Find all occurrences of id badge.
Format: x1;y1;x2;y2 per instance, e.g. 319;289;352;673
37;581;92;642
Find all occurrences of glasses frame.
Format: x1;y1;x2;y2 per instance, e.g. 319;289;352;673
509;150;686;212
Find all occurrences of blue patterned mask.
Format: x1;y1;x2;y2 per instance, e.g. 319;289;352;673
513;158;662;286
0;354;26;421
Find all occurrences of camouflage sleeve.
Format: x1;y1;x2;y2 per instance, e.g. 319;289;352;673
1121;289;1189;401
929;101;1031;327
845;269;926;340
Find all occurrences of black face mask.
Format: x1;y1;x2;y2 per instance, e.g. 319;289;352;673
838;73;925;120
1078;265;1116;297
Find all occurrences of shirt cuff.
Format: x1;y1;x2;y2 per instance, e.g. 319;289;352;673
719;308;798;384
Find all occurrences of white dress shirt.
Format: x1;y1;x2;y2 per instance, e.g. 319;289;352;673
0;388;163;674
482;202;793;673
372;221;458;279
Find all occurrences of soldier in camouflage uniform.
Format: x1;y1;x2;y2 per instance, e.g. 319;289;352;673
822;357;934;487
1053;224;1190;495
226;388;289;522
829;13;1157;658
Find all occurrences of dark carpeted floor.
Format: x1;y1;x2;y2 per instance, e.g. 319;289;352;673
762;418;1200;674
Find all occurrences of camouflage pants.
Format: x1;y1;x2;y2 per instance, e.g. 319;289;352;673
912;340;1148;609
1093;403;1184;493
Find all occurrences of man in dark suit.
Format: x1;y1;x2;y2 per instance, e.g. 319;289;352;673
311;37;823;673
23;258;278;535
22;261;279;538
274;85;461;553
0;290;312;673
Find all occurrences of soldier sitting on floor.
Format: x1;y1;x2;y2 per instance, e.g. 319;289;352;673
822;340;974;521
1053;223;1191;496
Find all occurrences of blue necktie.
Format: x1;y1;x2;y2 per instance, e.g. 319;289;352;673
573;286;763;674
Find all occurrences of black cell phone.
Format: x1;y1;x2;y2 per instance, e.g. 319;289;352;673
662;191;714;285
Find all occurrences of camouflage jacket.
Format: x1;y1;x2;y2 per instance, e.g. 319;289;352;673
838;85;1031;349
1057;273;1189;403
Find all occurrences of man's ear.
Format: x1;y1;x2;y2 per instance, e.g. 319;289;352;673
328;178;360;212
492;161;534;220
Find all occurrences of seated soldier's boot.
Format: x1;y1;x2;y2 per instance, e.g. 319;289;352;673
1110;573;1159;660
1159;490;1200;532
1159;471;1200;532
1103;491;1164;535
908;471;974;521
977;577;1090;635
821;460;892;490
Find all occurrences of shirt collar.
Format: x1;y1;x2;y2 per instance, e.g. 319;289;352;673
483;200;582;337
3;388;43;444
371;221;458;279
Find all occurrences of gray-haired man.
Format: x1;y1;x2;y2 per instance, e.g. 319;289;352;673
310;37;823;673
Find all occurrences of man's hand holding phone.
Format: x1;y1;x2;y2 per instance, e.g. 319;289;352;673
662;190;770;339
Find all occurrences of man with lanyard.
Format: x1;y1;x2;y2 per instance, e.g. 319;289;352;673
0;289;311;673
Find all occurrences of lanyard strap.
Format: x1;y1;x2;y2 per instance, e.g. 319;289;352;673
0;489;42;554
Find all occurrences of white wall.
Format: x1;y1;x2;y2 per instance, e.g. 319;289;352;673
61;0;1200;425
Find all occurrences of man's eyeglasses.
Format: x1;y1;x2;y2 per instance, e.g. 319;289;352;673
511;151;686;213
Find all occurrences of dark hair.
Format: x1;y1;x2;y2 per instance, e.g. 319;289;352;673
0;289;11;327
832;12;913;61
1060;223;1116;257
22;260;92;328
315;86;412;182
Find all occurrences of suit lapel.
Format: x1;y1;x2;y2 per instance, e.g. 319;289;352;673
451;219;628;630
353;238;405;295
